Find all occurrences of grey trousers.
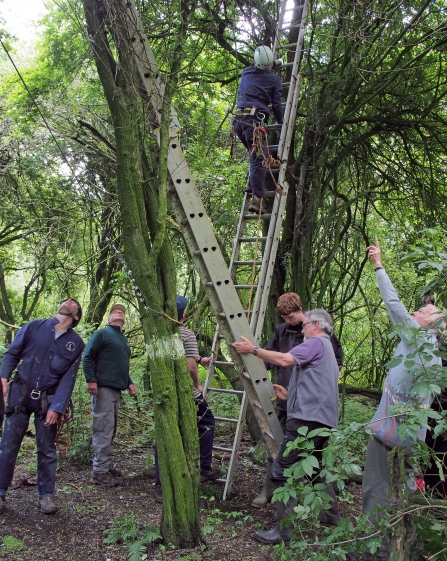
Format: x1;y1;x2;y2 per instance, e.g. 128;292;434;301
362;437;416;559
92;387;120;473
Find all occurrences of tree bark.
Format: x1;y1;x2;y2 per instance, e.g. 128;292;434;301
82;0;201;546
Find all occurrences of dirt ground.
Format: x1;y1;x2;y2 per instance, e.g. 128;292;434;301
0;434;362;561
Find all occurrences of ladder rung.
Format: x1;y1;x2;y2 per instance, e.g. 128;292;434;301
280;42;298;49
240;237;268;242
208;388;243;395
264;123;282;131
213;360;235;366
244;213;272;220
234;260;263;265
234;284;258;289
244;189;276;197
214;416;239;424
213;446;233;452
268;145;279;151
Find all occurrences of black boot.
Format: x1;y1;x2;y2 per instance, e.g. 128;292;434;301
254;496;297;544
317;483;340;527
252;459;275;508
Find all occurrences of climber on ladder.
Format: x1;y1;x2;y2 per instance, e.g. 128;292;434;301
234;45;284;214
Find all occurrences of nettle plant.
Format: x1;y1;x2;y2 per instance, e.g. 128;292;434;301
271;326;447;561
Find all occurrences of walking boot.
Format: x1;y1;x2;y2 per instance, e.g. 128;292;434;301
200;467;221;483
254;496;297;545
0;496;5;515
317;482;340;527
249;195;267;214
108;466;122;477
90;471;119;487
252;459;275;508
38;496;58;514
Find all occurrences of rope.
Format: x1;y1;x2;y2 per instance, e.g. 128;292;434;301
55;401;74;452
250;124;284;194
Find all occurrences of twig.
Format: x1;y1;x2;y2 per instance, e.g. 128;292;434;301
65;482;84;500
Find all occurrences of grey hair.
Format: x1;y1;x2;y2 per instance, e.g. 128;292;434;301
305;309;333;335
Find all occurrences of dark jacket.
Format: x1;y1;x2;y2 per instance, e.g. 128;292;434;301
83;324;132;391
0;389;4;426
237;66;283;122
264;322;343;411
0;318;84;415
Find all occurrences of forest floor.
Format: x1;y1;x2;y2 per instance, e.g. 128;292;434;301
0;434;362;561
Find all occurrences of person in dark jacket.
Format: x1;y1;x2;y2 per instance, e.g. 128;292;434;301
83;304;138;487
234;45;283;214
0;298;83;514
252;292;343;507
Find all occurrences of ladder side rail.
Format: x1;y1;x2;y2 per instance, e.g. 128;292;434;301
228;189;252;277
250;76;304;338
273;0;294;57
249;2;309;338
222;391;248;500
168;181;283;448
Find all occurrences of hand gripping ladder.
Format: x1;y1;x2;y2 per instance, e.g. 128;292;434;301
203;0;309;499
118;0;284;489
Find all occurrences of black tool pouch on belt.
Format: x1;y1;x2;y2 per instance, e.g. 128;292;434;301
5;374;58;418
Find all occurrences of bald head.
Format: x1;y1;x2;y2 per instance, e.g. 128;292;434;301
412;304;442;327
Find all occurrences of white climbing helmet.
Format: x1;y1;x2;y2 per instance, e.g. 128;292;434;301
254;46;274;70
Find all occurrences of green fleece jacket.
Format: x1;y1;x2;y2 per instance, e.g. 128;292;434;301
82;324;132;390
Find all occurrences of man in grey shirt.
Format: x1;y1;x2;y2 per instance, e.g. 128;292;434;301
234;308;340;544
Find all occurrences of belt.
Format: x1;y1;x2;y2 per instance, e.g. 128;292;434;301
236;107;258;116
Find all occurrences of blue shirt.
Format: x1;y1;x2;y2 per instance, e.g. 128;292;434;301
0;317;84;414
237;66;283;122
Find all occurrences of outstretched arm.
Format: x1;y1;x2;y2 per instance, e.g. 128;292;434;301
366;238;415;328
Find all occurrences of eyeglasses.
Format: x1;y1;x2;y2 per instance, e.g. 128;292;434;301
302;321;315;328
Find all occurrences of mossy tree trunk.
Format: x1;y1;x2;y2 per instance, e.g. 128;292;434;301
82;0;201;547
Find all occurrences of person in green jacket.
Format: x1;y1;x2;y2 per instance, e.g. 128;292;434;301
83;304;138;486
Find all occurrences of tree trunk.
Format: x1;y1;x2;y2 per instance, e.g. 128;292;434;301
82;0;201;546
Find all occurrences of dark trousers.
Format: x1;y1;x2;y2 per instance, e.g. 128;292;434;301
155;393;215;485
271;417;339;521
0;399;57;496
233;117;268;197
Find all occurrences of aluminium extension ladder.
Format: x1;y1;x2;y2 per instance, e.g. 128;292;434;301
118;0;285;479
203;0;310;499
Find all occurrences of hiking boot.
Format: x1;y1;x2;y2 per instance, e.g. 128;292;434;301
108;466;122;477
155;485;163;504
38;496;58;514
0;496;5;515
200;467;221;483
90;471;119;487
248;195;267;214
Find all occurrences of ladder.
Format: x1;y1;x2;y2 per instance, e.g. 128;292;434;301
203;0;309;498
119;0;284;474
